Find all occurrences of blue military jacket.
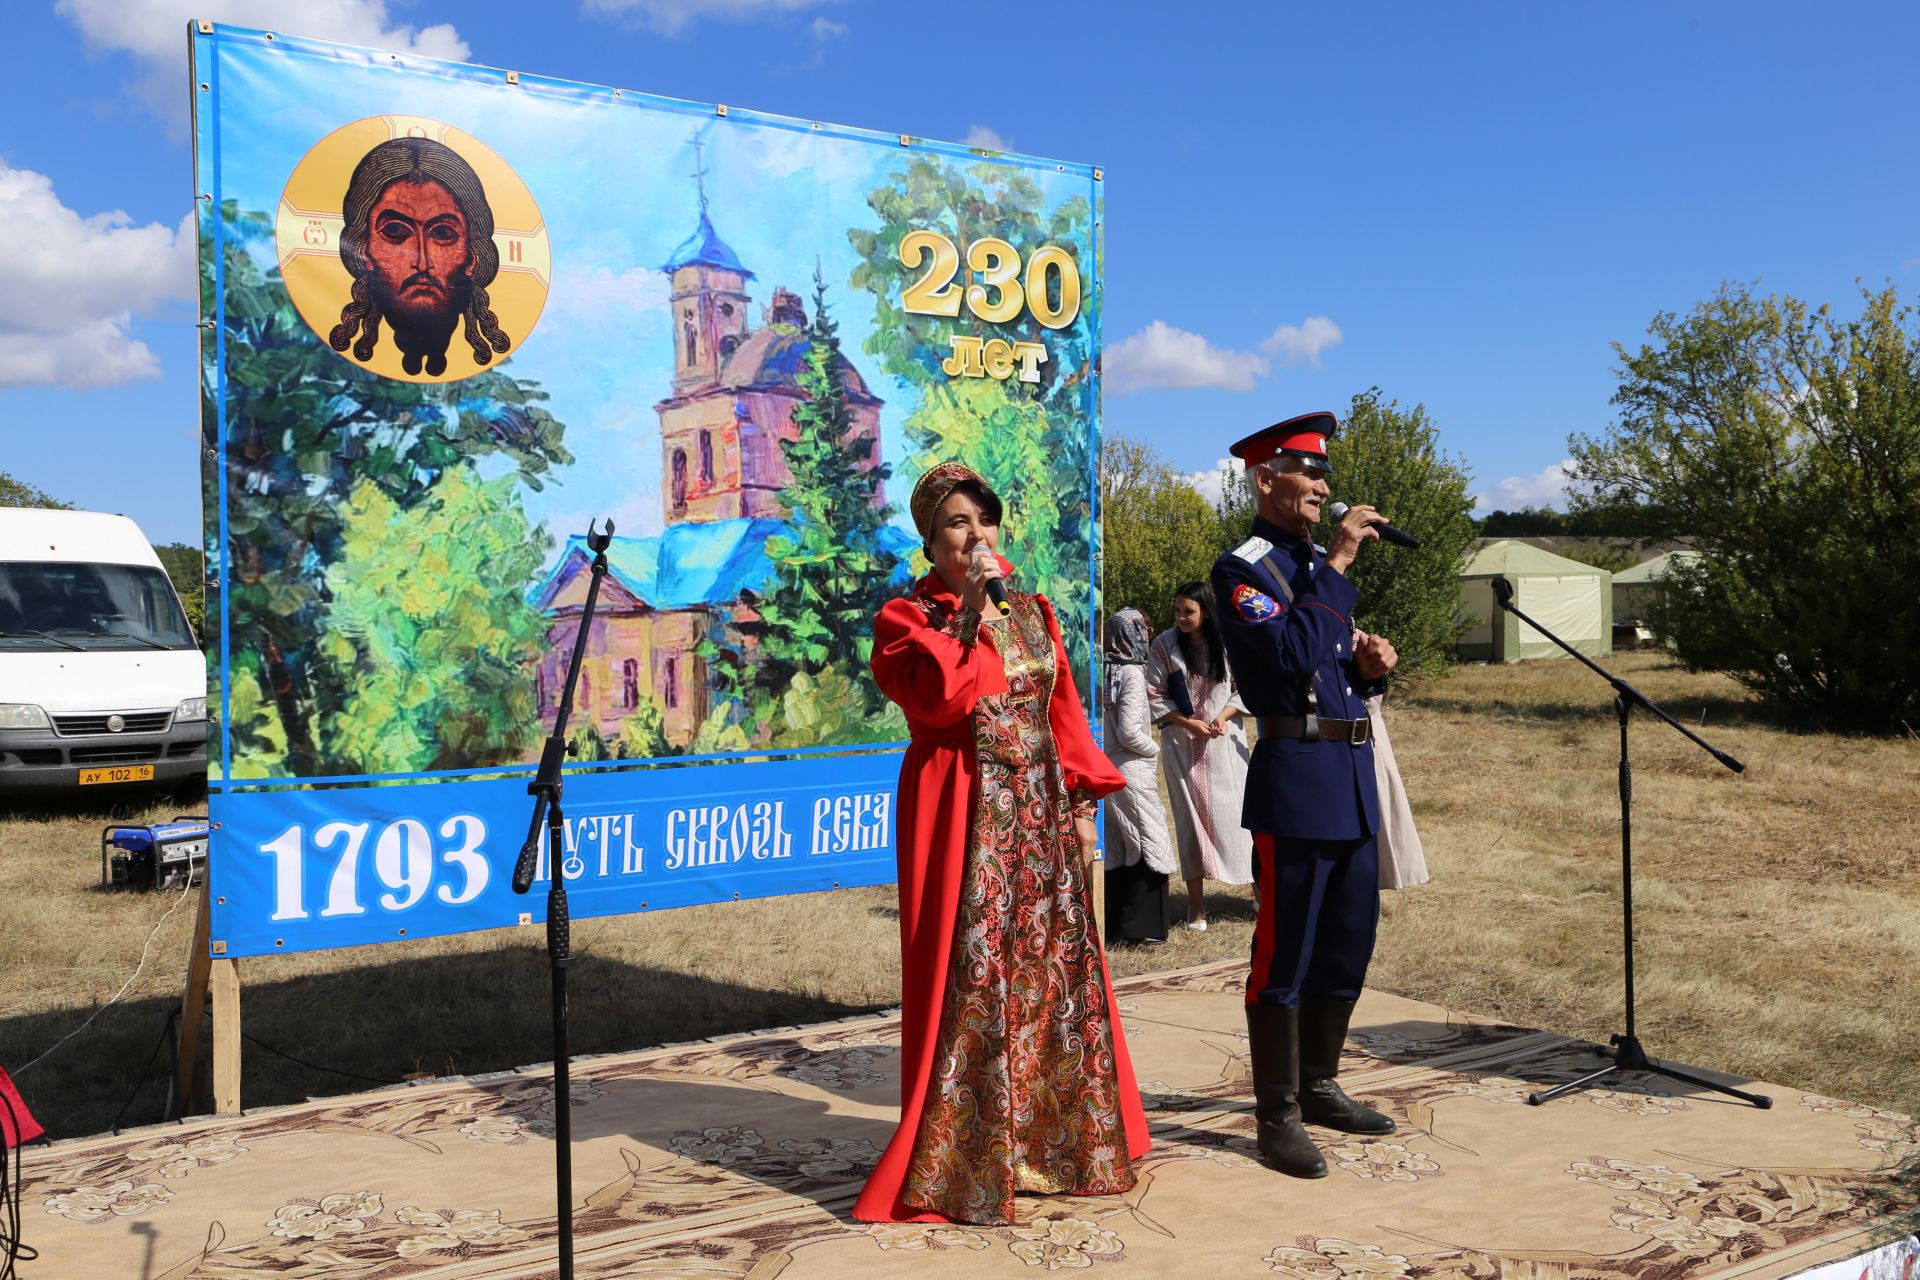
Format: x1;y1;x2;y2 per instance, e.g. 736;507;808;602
1209;516;1382;843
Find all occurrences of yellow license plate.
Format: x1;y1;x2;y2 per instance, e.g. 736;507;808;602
78;765;155;785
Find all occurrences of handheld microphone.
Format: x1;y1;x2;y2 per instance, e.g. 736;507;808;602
1328;501;1420;549
972;544;1010;612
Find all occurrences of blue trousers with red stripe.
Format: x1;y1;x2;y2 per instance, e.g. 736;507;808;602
1246;831;1379;1006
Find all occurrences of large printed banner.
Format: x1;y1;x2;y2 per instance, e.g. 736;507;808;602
193;25;1103;958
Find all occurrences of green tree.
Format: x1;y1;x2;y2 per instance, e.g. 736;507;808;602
1212;458;1256;550
204;200;573;775
320;469;551;774
849;158;1098;677
1478;506;1568;537
1569;283;1920;731
753;268;900;736
1553;542;1640;574
1101;435;1218;629
1324;389;1478;678
154;542;206;640
616;699;672;760
0;472;72;508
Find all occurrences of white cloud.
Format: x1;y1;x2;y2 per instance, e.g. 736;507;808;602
583;0;844;35
56;0;470;122
1472;459;1577;514
1180;457;1238;506
0;160;193;390
963;124;1010;152
810;15;848;39
1258;315;1343;369
1105;321;1268;395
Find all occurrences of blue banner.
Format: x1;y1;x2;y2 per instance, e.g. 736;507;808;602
192;24;1103;957
209;752;904;956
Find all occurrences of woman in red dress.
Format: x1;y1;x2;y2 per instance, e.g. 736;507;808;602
852;462;1151;1226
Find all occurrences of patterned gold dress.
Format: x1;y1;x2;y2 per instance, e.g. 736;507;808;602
855;576;1148;1225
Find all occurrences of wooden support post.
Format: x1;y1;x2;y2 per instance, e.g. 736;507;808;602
209;958;242;1115
171;882;213;1119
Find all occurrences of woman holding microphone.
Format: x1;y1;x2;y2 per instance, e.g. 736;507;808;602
853;462;1149;1226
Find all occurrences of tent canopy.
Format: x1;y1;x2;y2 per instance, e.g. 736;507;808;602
1457;540;1612;661
1612;549;1703;624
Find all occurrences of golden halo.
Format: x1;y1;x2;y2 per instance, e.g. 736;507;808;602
275;115;550;384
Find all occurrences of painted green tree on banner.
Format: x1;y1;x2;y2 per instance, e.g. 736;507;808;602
741;268;904;746
204;202;572;778
849;159;1098;678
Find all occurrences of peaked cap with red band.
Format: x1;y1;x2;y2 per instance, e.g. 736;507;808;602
1229;410;1338;474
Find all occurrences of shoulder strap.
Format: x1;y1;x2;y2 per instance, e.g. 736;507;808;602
1256;548;1321;730
1258;550;1296;605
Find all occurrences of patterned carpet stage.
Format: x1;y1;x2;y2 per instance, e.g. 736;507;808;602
20;962;1913;1278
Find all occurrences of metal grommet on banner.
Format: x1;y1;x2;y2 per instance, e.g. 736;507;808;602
505;70;520;85
197;19;213;33
716;103;728;117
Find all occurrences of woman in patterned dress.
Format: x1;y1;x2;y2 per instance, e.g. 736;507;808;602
853;463;1150;1226
1146;581;1255;931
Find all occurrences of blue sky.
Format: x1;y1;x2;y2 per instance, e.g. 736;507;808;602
5;0;1918;549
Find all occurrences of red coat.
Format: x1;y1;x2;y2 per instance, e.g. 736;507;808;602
853;572;1149;1223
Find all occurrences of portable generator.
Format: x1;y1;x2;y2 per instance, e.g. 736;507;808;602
101;819;209;892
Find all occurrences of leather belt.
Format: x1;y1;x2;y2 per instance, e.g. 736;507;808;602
1257;715;1371;745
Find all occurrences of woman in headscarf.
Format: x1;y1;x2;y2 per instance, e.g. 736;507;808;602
1100;607;1178;944
853;463;1150;1226
1146;581;1255;930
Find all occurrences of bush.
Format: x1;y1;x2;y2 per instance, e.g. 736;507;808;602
1571;283;1920;732
1101;435;1219;632
1322;389;1478;679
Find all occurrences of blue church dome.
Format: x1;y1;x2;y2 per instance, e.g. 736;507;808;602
663;211;756;278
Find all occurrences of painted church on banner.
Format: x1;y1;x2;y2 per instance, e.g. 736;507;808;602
527;195;903;750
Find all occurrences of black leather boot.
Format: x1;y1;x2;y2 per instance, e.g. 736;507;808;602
1298;996;1395;1135
1244;1003;1327;1178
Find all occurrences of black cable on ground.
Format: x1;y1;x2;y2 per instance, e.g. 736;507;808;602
109;1007;181;1135
238;1033;405;1087
2;1089;41;1280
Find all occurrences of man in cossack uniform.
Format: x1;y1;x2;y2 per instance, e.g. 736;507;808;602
1209;411;1399;1179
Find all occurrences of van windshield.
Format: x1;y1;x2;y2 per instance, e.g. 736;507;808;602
0;562;198;651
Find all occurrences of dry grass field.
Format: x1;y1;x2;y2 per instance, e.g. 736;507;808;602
3;652;1915;1154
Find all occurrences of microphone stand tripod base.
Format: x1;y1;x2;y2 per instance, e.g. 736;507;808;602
1525;1033;1774;1108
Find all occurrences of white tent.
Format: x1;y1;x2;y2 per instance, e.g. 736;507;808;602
1458;541;1612;661
1611;549;1702;624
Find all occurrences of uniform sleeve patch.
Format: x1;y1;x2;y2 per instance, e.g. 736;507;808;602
1231;536;1274;564
1232;583;1282;622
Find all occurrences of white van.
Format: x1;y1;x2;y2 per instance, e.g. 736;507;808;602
0;509;208;792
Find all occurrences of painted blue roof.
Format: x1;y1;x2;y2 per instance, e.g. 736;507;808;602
662;211;755;278
531;518;784;611
532;517;921;612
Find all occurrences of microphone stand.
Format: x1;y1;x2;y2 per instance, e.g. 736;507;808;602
1488;575;1770;1110
510;518;614;1280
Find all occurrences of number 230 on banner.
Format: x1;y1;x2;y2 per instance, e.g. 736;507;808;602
898;231;1083;386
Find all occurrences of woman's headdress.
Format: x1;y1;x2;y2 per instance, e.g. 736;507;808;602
909;462;1001;542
